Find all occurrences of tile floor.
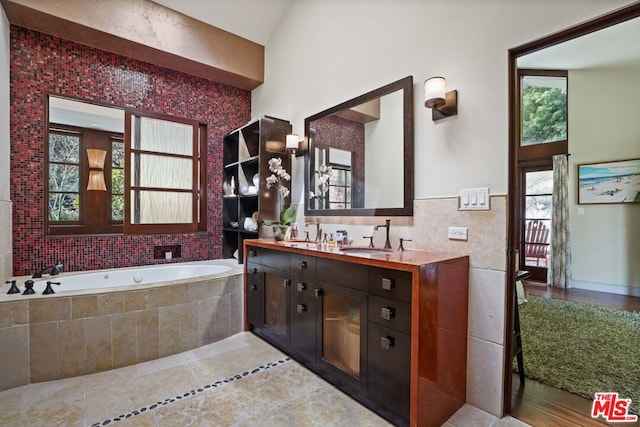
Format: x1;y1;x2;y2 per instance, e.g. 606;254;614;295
0;332;529;426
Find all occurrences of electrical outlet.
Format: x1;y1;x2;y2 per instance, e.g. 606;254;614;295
448;226;468;241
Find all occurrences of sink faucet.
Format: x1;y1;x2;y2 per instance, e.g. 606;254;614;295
374;219;392;249
32;261;64;279
305;218;322;242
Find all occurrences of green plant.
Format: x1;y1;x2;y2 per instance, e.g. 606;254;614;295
263;157;296;226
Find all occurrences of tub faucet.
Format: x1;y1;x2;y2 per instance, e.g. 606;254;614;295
32;261;64;279
305;218;322;242
374;219;392;249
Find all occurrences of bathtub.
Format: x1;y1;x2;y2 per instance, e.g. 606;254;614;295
0;259;245;389
3;259;239;298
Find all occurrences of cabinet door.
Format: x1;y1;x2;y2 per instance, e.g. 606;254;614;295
261;265;290;349
289;278;318;365
317;282;367;390
245;263;263;330
367;322;410;419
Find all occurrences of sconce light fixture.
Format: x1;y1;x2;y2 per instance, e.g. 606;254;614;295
424;76;458;121
86;148;107;191
285;133;306;157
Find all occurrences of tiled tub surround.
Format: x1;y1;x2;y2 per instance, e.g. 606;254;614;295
9;26;251;276
0;259;243;391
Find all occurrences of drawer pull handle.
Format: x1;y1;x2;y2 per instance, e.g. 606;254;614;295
297;261;307;270
284;279;290;287
251;284;258;291
315;288;322;298
381;336;394;351
381;306;395;321
248;250;257;257
297;304;307;314
250;268;257;275
381;278;395;291
297;282;307;292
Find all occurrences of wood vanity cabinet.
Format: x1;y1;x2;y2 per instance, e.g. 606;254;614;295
244;240;469;427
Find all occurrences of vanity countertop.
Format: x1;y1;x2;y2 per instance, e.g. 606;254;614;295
244;239;468;271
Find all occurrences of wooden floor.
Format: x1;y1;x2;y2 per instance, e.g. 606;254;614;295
509;281;640;427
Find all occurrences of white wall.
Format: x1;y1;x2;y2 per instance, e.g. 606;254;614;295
364;90;403;208
252;0;633;417
0;4;12;281
569;67;640;295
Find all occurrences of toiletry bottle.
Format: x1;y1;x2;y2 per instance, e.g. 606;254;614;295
291;223;298;239
328;233;336;247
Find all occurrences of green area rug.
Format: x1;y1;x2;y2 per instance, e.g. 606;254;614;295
518;296;640;414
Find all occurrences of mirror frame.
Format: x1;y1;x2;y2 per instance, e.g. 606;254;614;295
304;75;414;217
504;2;640;416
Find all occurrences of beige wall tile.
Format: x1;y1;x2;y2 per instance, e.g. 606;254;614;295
29;297;71;323
198;296;221;345
0;325;29;390
86;316;112;374
112;312;137;368
58;318;87;378
215;295;231;341
148;284;186;308
71;295;98;319
469;268;506;345
123;290;147;312
466;336;504;417
136;309;159;363
97;292;124;316
0;301;29;328
30;321;59;382
412;196;507;271
158;305;181;357
229;290;244;334
186;280;211;302
179;301;199;352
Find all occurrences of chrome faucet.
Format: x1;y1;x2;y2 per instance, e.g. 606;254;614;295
374;219;392;249
32;261;64;279
305;218;322;242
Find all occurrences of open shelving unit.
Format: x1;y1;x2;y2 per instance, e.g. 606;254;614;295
222;116;291;263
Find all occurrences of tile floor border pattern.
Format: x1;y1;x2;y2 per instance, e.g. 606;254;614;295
90;356;292;426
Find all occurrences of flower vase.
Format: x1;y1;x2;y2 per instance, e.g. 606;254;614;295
272;225;291;241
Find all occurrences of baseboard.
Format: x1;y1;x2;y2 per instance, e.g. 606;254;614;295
571;279;640;297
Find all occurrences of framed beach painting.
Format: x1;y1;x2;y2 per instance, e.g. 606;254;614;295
577;158;640;204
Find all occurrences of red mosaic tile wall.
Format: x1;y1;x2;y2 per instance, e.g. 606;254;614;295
312;115;365;208
9;26;251;275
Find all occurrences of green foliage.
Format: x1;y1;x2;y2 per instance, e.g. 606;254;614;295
263;206;296;226
521;86;567;145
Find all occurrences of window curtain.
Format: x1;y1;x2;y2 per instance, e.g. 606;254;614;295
548;154;572;288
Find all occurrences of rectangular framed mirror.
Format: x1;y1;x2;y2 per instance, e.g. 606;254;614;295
304;76;414;216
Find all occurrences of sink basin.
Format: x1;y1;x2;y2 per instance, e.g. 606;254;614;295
339;246;393;255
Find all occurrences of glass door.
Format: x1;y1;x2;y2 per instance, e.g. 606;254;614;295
520;168;553;281
318;283;367;388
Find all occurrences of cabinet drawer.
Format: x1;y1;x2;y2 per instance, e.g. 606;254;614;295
367;322;410;419
260;249;290;271
245;246;261;264
290;253;317;280
368;295;411;333
317;258;368;291
368;268;412;303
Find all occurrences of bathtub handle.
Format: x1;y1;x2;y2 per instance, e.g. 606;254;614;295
43;281;61;295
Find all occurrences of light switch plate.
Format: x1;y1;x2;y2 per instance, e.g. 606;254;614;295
459;187;490;211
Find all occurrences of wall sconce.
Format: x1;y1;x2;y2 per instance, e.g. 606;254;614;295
86;148;107;191
286;133;306;157
424;76;458;121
